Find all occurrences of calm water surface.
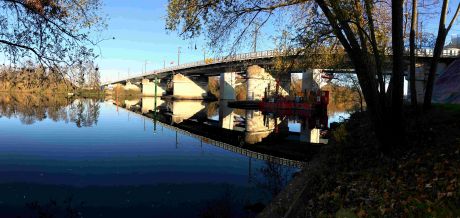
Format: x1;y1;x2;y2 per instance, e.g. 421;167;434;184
0;95;326;218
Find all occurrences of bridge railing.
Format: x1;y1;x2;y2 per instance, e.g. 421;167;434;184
402;48;460;57
104;48;460;85
118;50;279;82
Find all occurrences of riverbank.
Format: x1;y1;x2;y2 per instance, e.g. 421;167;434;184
260;105;460;217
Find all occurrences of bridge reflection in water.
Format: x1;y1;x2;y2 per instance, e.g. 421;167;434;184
111;97;330;168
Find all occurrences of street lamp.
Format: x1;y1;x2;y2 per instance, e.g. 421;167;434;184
202;48;206;62
177;47;181;66
144;60;151;74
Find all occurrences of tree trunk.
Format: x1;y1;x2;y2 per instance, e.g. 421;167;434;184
410;0;418;107
423;33;446;110
390;0;405;148
423;0;460;110
353;56;391;150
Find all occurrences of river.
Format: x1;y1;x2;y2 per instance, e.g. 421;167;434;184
0;94;350;217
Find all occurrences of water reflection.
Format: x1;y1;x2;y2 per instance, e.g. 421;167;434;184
69;99;100;127
0;94;100;127
0;95;305;217
255;161;294;197
119;97;331;148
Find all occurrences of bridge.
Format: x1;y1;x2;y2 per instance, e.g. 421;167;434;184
111;99;310;168
103;48;460;102
109;96;332;168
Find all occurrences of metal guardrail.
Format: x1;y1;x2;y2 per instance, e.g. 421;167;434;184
103;48;460;85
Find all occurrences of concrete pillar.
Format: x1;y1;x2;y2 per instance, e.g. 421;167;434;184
173;74;208;99
219;100;235;130
302;69;321;93
220;72;237;100
410;62;448;104
141;97;164;114
278;73;292;96
112;83;123;90
299;119;311;143
310;129;322;143
414;66;426;103
124;81;141;92
124;99;140;109
246;65;289;100
170;101;206;123
244;110;288;144
142;79;165;96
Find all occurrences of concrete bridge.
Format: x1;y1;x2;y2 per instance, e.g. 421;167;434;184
103;48;460;102
110;96;331;167
112;99;308;168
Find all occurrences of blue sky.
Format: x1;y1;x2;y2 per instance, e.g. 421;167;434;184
96;0;460;83
96;0;197;82
96;0;277;83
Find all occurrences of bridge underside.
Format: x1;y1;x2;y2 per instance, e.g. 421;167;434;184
103;52;457;103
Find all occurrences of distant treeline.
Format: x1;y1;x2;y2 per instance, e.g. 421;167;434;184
0;61;101;93
0;67;74;93
0;93;100;127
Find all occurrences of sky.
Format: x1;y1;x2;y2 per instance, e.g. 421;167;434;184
96;0;460;83
96;0;275;83
96;0;196;83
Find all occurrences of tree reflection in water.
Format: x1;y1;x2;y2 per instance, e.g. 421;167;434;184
254;161;294;198
0;94;100;127
69;99;100;128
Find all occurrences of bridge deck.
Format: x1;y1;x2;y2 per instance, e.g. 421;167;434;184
103;48;460;86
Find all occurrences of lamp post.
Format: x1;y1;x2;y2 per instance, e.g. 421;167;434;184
144;60;151;74
202;48;206;62
177;47;181;66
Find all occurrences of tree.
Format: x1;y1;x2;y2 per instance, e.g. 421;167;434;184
0;0;105;76
166;0;398;150
166;0;460;151
87;64;101;90
330;73;365;113
423;0;460;109
409;0;418;107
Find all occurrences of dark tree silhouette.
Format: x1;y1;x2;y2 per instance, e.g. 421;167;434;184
0;0;105;72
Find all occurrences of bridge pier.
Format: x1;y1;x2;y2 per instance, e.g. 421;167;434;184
142;79;166;96
124;81;141;92
244;110;289;144
302;69;322;92
141;97;164;114
169;101;207;123
246;65;289;101
124;99;140;109
220;72;237;100
410;62;448;103
219;100;235;130
172;74;209;99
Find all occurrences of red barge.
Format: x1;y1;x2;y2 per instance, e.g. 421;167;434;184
258;90;330;112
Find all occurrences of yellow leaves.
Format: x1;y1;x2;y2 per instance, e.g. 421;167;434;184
204;58;213;64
